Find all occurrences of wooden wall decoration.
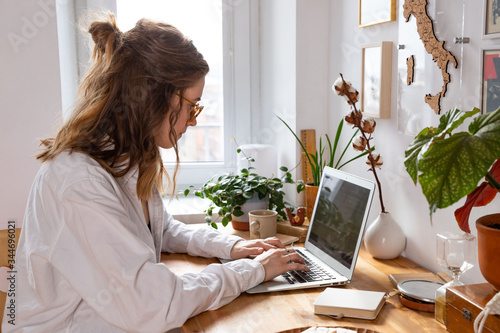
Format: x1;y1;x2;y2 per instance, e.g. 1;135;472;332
406;55;415;85
361;42;393;119
402;0;458;114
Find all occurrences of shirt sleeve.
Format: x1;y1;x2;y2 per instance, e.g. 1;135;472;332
53;178;265;333
160;207;244;259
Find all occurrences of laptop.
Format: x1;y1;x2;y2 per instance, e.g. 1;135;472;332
245;166;375;294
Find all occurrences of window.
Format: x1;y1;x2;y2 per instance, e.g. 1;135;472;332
115;0;257;189
58;0;257;190
116;0;225;164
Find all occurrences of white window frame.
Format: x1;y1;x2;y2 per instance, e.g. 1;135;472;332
165;0;260;189
56;0;261;190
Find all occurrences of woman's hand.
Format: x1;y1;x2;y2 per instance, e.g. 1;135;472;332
254;248;309;281
230;237;284;260
229;238;309;281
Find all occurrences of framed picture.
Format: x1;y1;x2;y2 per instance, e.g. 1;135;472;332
358;0;396;27
481;47;500;113
361;42;392;119
483;0;500;39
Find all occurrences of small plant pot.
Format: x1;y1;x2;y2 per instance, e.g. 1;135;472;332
230;220;250;231
476;214;500;292
231;195;268;231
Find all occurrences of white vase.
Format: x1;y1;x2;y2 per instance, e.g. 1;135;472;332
364;212;406;259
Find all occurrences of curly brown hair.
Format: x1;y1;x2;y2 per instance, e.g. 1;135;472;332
37;13;209;199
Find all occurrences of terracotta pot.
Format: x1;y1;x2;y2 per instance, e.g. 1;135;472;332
304;184;319;222
476;214;500;292
230;220;250;231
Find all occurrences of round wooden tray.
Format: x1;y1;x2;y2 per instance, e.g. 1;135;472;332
278;327;381;333
397;279;443;303
398;294;435;313
396;279;442;313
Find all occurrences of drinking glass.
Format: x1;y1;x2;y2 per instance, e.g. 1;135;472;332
434;232;476;324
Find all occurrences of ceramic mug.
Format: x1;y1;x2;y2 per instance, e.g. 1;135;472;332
248;210;278;239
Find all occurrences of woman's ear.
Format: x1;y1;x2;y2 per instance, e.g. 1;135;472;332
172;91;182;107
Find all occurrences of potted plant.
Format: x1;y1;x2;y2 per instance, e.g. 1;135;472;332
404;106;500;290
277;115;371;220
184;143;305;230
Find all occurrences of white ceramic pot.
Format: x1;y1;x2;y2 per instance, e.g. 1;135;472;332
232;197;268;222
231;195;268;230
364;211;406;259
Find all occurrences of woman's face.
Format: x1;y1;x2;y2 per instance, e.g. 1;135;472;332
155;77;205;149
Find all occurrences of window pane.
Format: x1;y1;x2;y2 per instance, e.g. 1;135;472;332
116;0;224;163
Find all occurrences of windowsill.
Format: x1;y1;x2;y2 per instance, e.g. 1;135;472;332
163;195;210;224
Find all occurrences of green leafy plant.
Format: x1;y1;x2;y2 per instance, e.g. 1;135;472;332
404;107;500;233
184;144;305;229
277;116;372;186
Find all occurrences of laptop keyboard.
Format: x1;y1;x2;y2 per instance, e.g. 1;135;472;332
281;249;335;284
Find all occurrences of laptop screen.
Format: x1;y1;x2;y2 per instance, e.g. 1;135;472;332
305;167;375;278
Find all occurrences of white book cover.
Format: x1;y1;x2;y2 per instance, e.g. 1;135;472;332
313;288;387;320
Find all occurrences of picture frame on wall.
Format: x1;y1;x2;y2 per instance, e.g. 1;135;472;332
358;0;396;27
361;41;392;119
481;47;500;113
483;0;500;39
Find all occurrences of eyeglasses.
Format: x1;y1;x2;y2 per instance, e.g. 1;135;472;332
181;95;204;122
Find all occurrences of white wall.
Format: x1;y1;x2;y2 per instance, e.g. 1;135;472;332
258;0;299;203
326;0;499;284
257;0;496;284
259;0;296;161
258;0;331;205
0;0;122;230
0;0;62;230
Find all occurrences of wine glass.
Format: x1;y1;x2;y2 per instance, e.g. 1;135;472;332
436;232;476;284
434;232;476;324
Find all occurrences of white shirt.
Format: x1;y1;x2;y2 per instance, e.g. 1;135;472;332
2;152;265;333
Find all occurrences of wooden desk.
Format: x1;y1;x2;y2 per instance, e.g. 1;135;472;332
161;225;446;333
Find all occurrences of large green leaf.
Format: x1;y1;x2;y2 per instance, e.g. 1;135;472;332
404;128;438;183
414;107;500;213
437;107;480;135
404;108;480;184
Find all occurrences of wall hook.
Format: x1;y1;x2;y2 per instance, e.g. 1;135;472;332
453;37;470;44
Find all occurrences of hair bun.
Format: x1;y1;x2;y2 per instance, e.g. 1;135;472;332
88;13;122;55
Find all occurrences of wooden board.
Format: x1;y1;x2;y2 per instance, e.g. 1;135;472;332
300;129;316;185
193;223;300;245
228;229;299;246
217;226;299;246
277;221;309;243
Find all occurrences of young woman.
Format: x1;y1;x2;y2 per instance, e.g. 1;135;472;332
3;14;307;332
